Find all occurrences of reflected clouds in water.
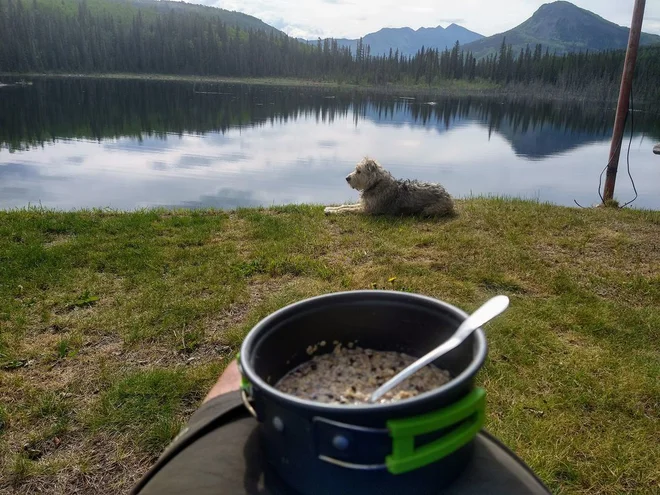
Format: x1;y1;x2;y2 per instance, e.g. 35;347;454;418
173;188;268;209
1;78;659;210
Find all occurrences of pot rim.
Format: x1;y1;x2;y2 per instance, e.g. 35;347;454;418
240;290;487;413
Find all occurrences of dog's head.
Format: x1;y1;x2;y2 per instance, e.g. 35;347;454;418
345;158;384;191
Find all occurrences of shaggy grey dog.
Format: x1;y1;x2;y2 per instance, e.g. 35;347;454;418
324;158;455;216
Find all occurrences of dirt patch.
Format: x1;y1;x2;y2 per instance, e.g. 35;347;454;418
204;275;293;338
0;432;151;495
554;329;605;362
43;235;74;249
210;215;249;244
534;224;660;278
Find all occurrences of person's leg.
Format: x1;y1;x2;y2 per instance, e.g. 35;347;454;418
203;360;241;403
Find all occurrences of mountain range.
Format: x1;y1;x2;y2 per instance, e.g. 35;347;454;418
306;1;660;58
84;1;660;59
331;24;484;57
25;0;660;61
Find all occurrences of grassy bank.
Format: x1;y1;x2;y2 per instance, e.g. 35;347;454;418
2;72;635;104
2;71;501;96
0;199;658;494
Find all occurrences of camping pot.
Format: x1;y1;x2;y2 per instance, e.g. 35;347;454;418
238;291;488;495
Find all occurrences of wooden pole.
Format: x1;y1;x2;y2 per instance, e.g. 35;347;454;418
603;0;646;203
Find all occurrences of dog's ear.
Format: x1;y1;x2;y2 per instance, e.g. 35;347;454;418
364;159;378;172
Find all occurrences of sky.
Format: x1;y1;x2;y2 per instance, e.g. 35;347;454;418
192;0;660;40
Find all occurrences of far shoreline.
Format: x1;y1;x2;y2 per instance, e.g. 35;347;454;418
0;72;627;104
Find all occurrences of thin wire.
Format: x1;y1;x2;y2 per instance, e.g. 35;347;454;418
588;88;631;206
576;108;627;207
620;82;638;208
575;79;639;209
596;163;607;203
597;111;627;204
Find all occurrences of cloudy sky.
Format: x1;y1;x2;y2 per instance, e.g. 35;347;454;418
193;0;660;39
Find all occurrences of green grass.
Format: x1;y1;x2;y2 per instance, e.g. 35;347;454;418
0;199;658;494
88;368;204;455
7;72;502;96
5;72;631;103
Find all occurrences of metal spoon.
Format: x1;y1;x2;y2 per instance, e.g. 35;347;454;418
369;295;510;403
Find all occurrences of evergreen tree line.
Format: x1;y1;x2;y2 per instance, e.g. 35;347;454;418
1;0;659;99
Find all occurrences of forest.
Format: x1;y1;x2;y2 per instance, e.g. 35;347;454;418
1;0;659;101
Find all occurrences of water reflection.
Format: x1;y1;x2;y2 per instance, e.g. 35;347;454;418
0;77;658;210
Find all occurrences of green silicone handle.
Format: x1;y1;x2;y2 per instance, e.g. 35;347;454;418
236;353;251;391
385;387;486;474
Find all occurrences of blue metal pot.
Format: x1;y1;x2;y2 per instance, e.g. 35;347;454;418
239;291;487;495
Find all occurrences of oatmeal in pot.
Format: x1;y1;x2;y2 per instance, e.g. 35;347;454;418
275;344;451;404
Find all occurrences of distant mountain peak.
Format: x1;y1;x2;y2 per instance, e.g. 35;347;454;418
463;0;660;58
378;26;415;34
538;1;582;11
532;0;606;22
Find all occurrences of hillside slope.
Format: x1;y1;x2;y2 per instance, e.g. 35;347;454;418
29;0;283;34
464;1;660;58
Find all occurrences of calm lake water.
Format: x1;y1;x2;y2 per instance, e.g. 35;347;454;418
1;77;659;210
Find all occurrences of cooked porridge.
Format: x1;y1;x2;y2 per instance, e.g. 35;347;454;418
275;345;451;404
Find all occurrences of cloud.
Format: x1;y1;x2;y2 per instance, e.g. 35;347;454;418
437;18;466;25
0;163;39;179
0;162;66;208
0;163;66;181
170;152;248;170
279;23;326;39
172;188;264;209
103;136;181;153
644;17;660;35
317;139;338;148
402;6;434;14
175;155;215;168
0;186;30;200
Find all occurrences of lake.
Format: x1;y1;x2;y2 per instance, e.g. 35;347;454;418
1;77;659;211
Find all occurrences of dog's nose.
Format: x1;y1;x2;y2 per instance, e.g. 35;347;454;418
345;176;351;182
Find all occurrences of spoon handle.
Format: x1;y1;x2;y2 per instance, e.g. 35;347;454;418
452;295;510;343
369;295;509;403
